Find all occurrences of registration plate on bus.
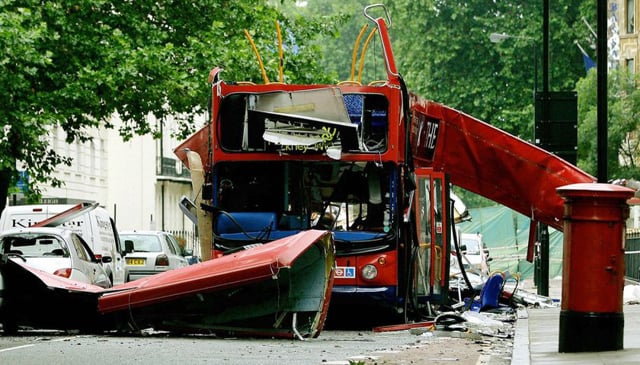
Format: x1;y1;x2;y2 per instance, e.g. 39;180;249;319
126;258;145;266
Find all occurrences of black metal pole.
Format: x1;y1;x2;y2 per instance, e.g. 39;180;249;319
537;0;550;298
542;0;549;94
597;0;608;182
534;42;538;94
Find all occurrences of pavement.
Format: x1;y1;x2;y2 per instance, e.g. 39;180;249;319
510;279;640;365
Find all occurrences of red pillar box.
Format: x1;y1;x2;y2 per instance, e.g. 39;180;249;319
556;183;635;353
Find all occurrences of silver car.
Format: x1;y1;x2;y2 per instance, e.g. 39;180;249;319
0;227;112;288
120;231;190;282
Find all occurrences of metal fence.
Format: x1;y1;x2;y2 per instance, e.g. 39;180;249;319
167;229;201;256
626;229;640;282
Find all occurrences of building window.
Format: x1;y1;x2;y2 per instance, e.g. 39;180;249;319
628;0;635;34
90;140;96;175
627;58;635;74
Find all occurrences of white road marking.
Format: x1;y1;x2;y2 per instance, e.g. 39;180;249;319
0;344;35;353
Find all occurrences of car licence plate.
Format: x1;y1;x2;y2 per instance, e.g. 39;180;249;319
126;258;145;266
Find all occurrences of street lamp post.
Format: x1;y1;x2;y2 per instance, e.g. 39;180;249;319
489;32;538;94
490;32;549;297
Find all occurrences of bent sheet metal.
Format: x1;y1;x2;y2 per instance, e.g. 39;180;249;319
0;230;335;339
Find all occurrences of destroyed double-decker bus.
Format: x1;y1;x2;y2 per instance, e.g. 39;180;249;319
173;4;595;323
174;5;452;321
0;4;596;336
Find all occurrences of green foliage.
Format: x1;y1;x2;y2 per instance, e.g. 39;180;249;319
300;1;603;207
575;68;640;180
280;1;390;84
3;0;636;213
0;3;73;198
453;186;495;209
0;0;339;208
386;0;592;140
290;1;596;145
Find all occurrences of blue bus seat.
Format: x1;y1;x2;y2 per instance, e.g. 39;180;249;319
479;272;505;311
343;94;388;129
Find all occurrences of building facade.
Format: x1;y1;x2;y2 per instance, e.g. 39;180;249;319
621;0;637;72
8;114;200;254
617;0;640;229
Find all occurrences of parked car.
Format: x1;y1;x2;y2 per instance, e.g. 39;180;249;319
0;203;126;285
120;231;191;282
460;233;491;276
0;227;112;288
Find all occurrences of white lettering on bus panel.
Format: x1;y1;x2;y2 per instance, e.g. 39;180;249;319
425;119;438;150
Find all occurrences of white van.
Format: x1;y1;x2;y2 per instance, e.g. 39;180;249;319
459;233;491;276
0;203;126;285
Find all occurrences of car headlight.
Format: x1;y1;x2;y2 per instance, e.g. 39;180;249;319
361;264;378;280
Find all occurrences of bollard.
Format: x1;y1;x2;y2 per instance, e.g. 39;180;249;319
556;183;635;352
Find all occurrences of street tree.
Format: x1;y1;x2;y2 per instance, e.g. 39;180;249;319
0;0;340;214
387;0;593;140
576;68;640;180
389;1;597;208
283;1;600;207
294;1;595;138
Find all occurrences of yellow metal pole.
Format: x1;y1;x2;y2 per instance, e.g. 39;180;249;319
243;29;270;84
276;21;284;83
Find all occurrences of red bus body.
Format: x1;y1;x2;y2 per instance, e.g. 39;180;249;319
174;4;594;320
174;7;451;319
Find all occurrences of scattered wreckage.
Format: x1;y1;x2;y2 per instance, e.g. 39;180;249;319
0;230;335;339
0;3;602;338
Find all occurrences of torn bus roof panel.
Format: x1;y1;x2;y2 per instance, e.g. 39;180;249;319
98;230;335;339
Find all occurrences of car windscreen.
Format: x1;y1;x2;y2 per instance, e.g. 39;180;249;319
121;235;162;252
461;238;481;254
1;234;68;257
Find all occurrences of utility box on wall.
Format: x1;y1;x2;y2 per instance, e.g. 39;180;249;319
534;91;578;165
